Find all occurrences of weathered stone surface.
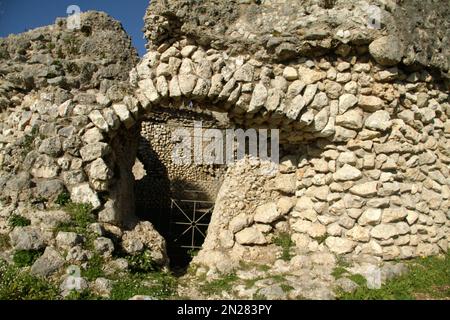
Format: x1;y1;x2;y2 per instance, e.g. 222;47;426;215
350;182;378;197
10;226;45;250
365;110;392;131
283;67;298;81
36;179;65;201
83;128;104;144
56;232;84;249
254;202;282;224
31;247;65;277
80;143;110;162
272;174;296;194
248;83;268;113
112;104;135;129
382;208;408;223
358;208;382;226
94;237;115;257
31;155;60;179
295;196;315;211
292;220;326;238
336;109;363;130
88;158;112;181
70;183;101;209
235;226;267;245
277;197;294;215
346;225;370;242
39;137;62;157
370;224;398;240
169;76;182;98
333;164;362;181
335;278;359;293
178;74;198;96
208;74;223;97
325;237;355;254
339;94;358;114
310;92;328;109
286;95;306;120
121;221;168;265
358;96;384;111
303;84;317;106
88;110;109;133
369;36;404;66
234;64;254;82
298;66;325;85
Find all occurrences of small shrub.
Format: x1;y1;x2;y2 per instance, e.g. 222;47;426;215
61;202;95;231
55;192;71;206
8;215;31;228
273;233;294;261
0;260;59;300
127;250;157;274
13;250;42;267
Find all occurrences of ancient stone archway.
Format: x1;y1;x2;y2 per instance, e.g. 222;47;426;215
0;1;449;280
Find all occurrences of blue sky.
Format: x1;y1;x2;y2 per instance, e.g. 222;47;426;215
0;0;149;56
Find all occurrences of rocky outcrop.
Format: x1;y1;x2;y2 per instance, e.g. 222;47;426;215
144;0;449;74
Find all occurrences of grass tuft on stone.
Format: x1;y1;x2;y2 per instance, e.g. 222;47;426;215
200;273;239;295
13;250;42;267
273;232;294;261
8;214;31;228
339;253;450;300
56;202;95;234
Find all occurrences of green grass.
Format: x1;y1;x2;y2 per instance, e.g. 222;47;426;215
332;266;349;279
280;283;294;293
110;272;177;300
339;253;450;300
55;192;71;206
8;215;31;228
56;202;95;234
127;250;158;274
0;260;59;300
273;233;294;261
270;274;287;283
13;250;42;267
257;264;271;272
82;253;105;281
200;273;239;295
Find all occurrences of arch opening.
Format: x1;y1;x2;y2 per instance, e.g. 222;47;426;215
131;107;228;273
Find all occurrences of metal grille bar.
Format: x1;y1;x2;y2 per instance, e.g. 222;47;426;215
169;198;214;250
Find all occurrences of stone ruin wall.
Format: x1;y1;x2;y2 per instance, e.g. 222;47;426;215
0;0;449;272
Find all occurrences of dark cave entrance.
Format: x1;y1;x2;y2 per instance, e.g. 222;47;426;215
132;109;227;273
